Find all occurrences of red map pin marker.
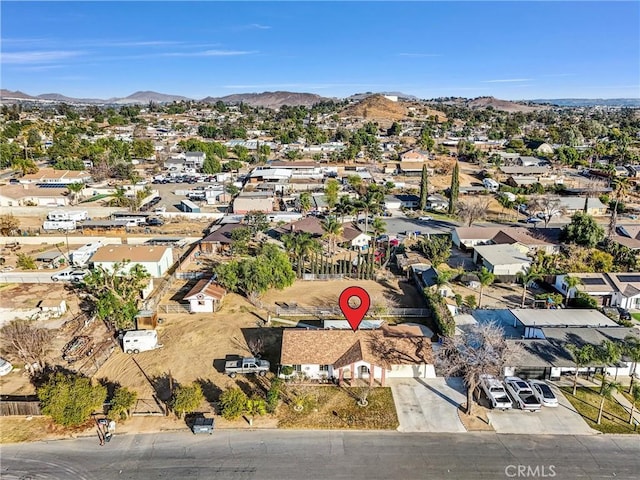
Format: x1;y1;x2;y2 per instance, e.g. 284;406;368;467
339;286;371;332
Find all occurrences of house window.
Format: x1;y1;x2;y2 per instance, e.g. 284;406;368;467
293;365;302;372
198;300;205;306
319;365;329;372
359;365;370;374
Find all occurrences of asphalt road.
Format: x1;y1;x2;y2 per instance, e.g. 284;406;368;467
2;430;638;480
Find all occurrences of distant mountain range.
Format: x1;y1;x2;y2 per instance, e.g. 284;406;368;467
529;98;640;107
1;88;638;109
201;91;331;108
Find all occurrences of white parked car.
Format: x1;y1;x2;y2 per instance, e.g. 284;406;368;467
529;380;559;407
504;376;542;411
0;357;13;376
51;268;89;282
479;374;513;410
418;216;433;222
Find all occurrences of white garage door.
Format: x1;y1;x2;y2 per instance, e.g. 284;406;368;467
386;364;435;378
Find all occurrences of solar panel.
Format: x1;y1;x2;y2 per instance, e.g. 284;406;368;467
580;278;607;286
616;275;640;283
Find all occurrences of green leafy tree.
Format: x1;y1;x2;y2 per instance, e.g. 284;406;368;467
109;386;137;420
561;212;605;247
38;372;107;426
230;227;251;255
324;179;340;210
417;235;452;267
17;253;36;270
171;383;204;419
266;378;283;413
567;343;596;395
220;388;248;420
245;397;267;424
477;267;495;308
448;161;459;214
597;380;622;425
419;164;429;211
131;139;154;159
202;155;221;174
244;211;269;234
82;262;151;331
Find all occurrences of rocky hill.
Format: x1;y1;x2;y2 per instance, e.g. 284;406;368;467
202;91;331;108
341;94;447;123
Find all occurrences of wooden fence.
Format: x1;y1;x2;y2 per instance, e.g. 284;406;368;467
0;397;41;416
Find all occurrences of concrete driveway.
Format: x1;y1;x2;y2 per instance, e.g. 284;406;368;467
486;383;596;435
388;377;466;433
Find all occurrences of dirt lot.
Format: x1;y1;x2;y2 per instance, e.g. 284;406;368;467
95;278;423;403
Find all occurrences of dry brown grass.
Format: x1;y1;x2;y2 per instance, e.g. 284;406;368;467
277;386;398;430
456;405;494;432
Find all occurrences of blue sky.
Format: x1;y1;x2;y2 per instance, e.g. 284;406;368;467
2;1;639;100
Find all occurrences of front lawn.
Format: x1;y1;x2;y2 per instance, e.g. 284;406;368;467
631;313;640;322
277;386;398;430
560;386;639;434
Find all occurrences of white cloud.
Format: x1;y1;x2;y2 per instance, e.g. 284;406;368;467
482;78;532;83
2;50;84;64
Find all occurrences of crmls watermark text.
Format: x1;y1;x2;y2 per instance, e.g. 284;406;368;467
505;465;557;478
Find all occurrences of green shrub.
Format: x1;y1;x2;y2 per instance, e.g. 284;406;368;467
424;291;455;337
220;388;248;420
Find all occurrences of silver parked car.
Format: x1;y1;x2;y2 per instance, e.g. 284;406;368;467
529;380;559;407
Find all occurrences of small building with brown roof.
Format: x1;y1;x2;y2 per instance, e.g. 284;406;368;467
279;325;435;385
90;245;173;277
183;277;226;313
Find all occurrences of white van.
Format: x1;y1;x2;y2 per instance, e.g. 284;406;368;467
122;330;159;354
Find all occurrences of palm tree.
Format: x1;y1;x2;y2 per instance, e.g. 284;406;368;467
563;275;582;307
298;192;312;215
628;383;640;425
608;176;630;239
598;340;622;393
476;267;495;308
108;186;130;207
516;267;542;308
624;335;640;393
567;343;596;395
321;217;343;256
371;217;387;240
597;380;622;425
283;232;321;278
336;196;356;223
66;182;85;206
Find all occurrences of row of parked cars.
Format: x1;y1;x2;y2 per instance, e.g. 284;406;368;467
480;374;558;412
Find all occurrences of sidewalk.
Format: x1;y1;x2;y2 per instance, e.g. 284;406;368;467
554;375;639;427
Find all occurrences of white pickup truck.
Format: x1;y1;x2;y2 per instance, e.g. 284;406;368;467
479;374;513;410
51;268;89;282
504;376;542;411
224;357;270;378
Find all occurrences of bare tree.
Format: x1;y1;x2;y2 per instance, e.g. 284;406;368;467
247;336;264;358
436;323;521;415
457;198;490;227
1;319;53;373
527;196;565;228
